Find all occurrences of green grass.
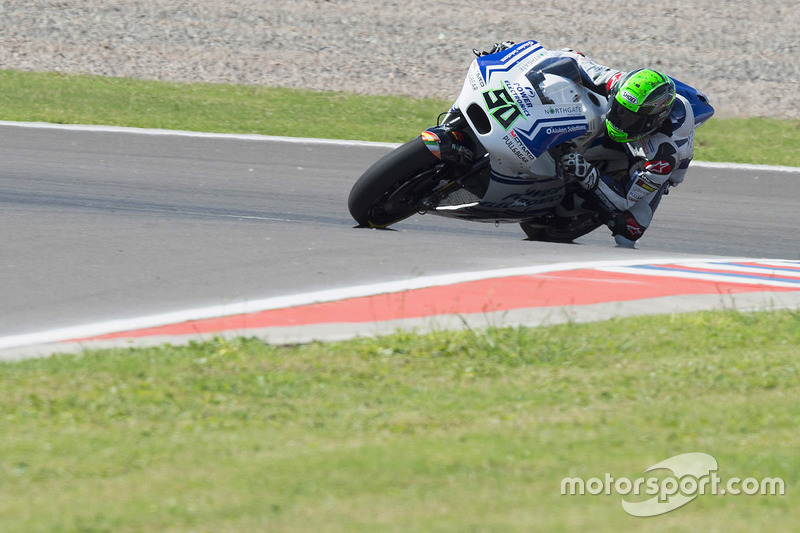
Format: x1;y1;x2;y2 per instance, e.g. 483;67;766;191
695;118;800;167
1;310;798;532
0;70;445;144
1;69;799;165
1;69;798;530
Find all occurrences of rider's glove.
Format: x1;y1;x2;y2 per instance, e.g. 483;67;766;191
560;152;599;190
473;41;515;57
490;41;515;54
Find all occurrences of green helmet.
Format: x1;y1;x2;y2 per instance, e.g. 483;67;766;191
606;69;676;143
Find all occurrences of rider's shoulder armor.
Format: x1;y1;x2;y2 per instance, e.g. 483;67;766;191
555;48;619;94
624;95;696;185
668;95;696;158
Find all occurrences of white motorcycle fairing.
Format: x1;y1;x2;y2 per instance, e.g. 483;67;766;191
430;40;607;222
347;38;714;239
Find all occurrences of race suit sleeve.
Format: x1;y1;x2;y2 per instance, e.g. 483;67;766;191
586;95;697;241
591;133;678;228
558;49;624;95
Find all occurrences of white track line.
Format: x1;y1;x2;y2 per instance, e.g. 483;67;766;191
598;267;800;288
688;161;800;173
1;121;799;173
0;256;788;351
0;120;398;148
1;121;797;353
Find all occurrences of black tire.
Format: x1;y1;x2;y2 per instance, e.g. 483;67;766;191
347;136;452;228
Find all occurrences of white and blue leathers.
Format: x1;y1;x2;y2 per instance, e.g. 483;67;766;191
556;49;698;246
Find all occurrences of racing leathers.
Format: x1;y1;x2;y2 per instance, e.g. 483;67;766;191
556;49;697;247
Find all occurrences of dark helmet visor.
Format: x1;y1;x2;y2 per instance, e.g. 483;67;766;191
607;102;661;138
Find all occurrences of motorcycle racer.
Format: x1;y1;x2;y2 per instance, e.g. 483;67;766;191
558;50;698;247
482;43;702;247
350;40;712;239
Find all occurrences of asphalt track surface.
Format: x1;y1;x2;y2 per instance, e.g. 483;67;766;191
1;122;798;346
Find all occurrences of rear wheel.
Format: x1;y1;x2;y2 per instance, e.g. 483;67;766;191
348;136;456;228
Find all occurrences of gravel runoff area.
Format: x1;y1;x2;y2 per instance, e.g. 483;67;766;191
1;0;798;120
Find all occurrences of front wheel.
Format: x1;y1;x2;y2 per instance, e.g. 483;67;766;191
347;136;456;228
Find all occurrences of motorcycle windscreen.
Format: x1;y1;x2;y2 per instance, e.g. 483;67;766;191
514;57;590;157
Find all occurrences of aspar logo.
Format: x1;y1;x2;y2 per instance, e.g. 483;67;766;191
560;453;786;517
646;160;672;174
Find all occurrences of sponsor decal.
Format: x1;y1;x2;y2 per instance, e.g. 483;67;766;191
512;117;589;159
489;188;563;208
467;63;486;90
626;216;644;238
477;40;546;85
502;130;534;163
645;160;672;174
621;90;639;106
635;178;659;193
507;82;537;117
545;124;587;135
495;39;539;63
421;130;441;159
606;72;624;92
483;83;524;130
543;104;583;116
515;50;550;76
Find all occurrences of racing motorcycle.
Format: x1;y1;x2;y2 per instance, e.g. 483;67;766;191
347;40;714;242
